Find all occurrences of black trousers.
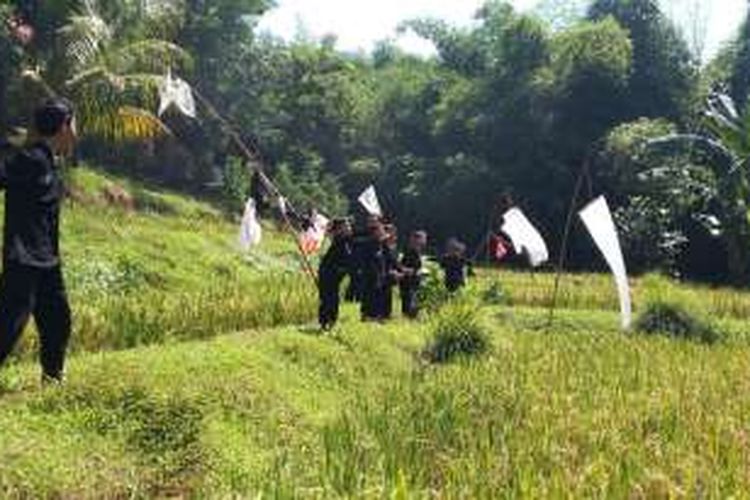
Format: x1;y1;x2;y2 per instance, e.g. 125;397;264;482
400;284;420;318
361;284;396;321
361;283;386;320
383;285;394;320
0;263;71;379
319;273;344;328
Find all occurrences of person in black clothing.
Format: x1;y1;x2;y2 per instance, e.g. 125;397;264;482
359;221;392;321
400;230;427;318
318;218;353;331
381;224;401;320
249;170;270;218
440;238;472;292
0;99;76;383
345;215;381;304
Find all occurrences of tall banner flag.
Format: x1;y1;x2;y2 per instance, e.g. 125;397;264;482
501;208;549;267
579;196;632;330
358;185;382;217
239;198;262;251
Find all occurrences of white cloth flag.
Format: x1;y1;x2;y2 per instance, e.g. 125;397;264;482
579;196;632;330
158;70;196;118
501;208;549;267
300;213;329;255
358;185;382;217
239;198;262;251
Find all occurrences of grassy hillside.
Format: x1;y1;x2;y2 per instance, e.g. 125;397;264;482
6;166;317;359
3;303;750;497
4;167;750;497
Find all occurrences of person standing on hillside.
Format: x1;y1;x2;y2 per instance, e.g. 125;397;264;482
440;238;472;293
0;99;76;383
359;221;391;321
399;230;427;319
318;218;353;331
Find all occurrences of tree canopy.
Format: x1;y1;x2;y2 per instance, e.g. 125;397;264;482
2;0;749;283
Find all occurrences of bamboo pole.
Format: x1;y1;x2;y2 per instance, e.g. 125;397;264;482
192;90;319;287
546;159;590;329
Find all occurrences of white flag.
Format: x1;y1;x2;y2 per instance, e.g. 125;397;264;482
300;213;329;255
277;196;288;216
501;208;549;267
358;185;382;217
158;70;196;118
579;196;632;330
239;198;262;251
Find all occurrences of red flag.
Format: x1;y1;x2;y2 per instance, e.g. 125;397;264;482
489;234;509;261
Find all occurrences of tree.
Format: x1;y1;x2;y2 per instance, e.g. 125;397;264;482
642;92;750;283
6;0;191;142
588;0;697;122
730;4;750;108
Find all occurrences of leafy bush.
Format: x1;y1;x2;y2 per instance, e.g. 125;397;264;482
635;302;719;344
416;262;454;313
424;301;490;363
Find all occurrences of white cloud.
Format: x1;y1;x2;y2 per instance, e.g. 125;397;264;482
256;0;747;61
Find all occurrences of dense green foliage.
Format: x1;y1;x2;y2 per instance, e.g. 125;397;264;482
3;0;750;281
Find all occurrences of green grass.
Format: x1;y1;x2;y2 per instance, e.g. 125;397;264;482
6;167;750;496
7;166;317;359
3;304;750;497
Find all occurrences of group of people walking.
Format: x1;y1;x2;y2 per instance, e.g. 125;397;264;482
317;215;472;330
0;99;475;383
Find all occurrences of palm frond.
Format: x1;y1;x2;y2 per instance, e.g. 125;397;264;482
58;12;112;69
107;39;193;75
115;106;171;140
66;66;170;141
646;134;737;172
79;105;170;141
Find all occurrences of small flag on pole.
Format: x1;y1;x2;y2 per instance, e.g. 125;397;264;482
158;69;196;118
501;208;549;267
358;185;382;217
579;196;632;330
239;198;262;251
300;213;329;255
489;234;510;262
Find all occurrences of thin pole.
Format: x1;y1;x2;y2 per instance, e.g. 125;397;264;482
192;90;318;286
546;159;590;328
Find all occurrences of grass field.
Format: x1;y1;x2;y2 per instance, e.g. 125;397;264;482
3;303;750;498
3;168;750;497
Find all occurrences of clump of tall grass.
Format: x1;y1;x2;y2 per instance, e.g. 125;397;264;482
423;300;490;363
635;301;720;344
416;263;455;313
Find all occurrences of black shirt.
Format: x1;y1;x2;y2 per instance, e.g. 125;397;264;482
319;236;352;280
440;254;470;291
400;248;422;287
360;238;390;290
0;143;64;268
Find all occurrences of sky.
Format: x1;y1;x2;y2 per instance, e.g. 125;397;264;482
256;0;747;62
